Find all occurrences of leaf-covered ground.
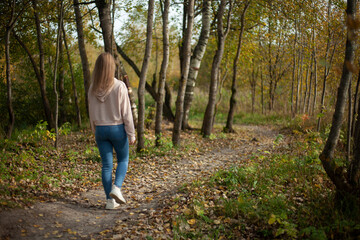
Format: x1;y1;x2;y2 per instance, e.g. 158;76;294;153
0;124;280;239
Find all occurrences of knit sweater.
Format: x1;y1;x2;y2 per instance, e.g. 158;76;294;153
88;78;135;142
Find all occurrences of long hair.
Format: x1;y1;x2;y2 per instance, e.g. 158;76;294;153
91;52;116;95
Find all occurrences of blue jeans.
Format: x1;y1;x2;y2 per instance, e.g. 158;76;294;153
95;124;129;199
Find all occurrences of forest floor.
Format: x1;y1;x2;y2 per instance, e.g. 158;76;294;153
0;124;283;239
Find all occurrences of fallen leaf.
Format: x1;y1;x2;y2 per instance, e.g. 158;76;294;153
187;219;196;225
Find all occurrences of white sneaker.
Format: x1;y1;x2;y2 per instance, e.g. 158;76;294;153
109;185;126;204
105;199;120;210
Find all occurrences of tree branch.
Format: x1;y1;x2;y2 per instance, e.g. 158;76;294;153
13;31;41;82
73;0;95;6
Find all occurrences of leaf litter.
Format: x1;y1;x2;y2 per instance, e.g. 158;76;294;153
0;124;279;239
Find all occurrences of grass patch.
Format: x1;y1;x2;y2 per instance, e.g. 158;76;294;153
173;131;360;239
188;112;291;129
233;112;291;126
0;121;102;208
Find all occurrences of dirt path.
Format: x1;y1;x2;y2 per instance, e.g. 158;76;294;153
0;125;280;239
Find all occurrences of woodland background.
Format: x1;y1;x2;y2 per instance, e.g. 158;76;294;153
1;0;360;238
1;0;352;139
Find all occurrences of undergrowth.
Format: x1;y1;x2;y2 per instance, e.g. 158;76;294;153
0;121;102;208
172;130;360;239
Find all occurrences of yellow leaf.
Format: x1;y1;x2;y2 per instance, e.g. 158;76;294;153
268;214;276;225
187;219;196;225
214;219;221;225
99;230;110;235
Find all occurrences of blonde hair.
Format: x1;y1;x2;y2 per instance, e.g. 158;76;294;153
91;52;116;94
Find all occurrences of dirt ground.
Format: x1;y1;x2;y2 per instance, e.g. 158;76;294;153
0;125;280;239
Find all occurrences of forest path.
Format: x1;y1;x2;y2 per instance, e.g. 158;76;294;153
0;125;281;239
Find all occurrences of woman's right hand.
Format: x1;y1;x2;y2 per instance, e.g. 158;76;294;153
129;139;136;145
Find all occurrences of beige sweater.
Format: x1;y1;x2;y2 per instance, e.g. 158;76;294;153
88;78;135;142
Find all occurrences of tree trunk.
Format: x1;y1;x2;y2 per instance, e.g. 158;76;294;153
53;0;63;149
4;0;29;138
297;43;304;114
302;62;310;114
182;0;212;130
261;68;264;115
58;29;66;124
95;0;113;53
267;1;273;112
137;0;155;152
95;0;138;127
317;0;337;131
312;44;318;116
306;54;313;114
24;0;55;129
178;0;188;77
347;80;352;161
291;19;297;117
63;26;81;127
155;0;170;146
202;0;232;137
172;0;195;146
152;18;159;90
73;0;91;118
5;27;15;139
251;63;257;115
349;87;360;186
224;0;250;133
116;43;175;122
213;67;227;124
319;0;356;193
352;70;360;137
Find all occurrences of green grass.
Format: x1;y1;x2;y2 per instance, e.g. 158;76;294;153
173;131;360;239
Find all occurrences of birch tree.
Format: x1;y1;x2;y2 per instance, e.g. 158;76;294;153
202;0;232;137
182;0;212;130
137;0;155;152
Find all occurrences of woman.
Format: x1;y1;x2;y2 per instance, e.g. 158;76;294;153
88;52;136;210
